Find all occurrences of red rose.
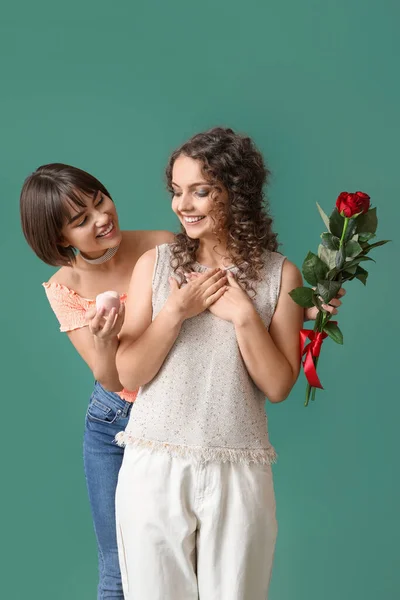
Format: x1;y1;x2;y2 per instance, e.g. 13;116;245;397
336;191;370;218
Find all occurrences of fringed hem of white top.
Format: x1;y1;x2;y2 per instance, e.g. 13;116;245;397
115;431;277;465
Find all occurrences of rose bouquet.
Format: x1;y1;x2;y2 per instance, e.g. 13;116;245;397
290;192;389;406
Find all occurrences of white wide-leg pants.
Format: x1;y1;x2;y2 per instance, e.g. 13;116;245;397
116;446;278;599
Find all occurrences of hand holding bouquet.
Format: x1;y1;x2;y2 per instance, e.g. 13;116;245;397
290;192;389;406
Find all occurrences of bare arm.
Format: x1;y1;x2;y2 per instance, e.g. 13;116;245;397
116;250;183;390
230;261;303;403
67;326;123;392
83;231;176;389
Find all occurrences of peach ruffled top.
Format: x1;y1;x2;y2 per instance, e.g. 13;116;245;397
43;281;138;403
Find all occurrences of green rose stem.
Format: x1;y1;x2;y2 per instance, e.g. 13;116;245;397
305;384;312;406
339;216;350;248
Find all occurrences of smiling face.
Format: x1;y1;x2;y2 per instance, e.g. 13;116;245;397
171;155;228;241
60;190;122;258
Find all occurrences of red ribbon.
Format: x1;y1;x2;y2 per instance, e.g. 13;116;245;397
300;329;328;389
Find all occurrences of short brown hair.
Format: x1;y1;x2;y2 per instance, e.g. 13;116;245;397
20;163;112;266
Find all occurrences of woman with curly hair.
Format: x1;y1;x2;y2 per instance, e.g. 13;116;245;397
115;127;320;599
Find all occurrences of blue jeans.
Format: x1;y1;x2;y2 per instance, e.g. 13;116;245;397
83;382;133;599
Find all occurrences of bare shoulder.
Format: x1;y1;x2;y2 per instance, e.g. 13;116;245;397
126;247;156;300
281;259;302;289
271;258;303;331
135;247;157;272
47;265;80;289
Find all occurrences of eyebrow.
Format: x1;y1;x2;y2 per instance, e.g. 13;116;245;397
67;190;98;224
171;181;211;189
68;211;85;224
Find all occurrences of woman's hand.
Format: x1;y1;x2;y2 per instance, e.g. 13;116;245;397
85;303;125;341
186;271;254;324
166;268;228;321
304;288;346;321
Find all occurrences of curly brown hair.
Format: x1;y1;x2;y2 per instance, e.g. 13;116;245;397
165;127;279;291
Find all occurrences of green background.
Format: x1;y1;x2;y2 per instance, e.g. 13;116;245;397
1;1;398;598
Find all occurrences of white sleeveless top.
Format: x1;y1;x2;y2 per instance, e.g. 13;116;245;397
116;243;286;464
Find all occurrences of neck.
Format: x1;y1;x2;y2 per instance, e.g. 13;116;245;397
77;238;123;269
76;252;119;271
196;238;231;269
